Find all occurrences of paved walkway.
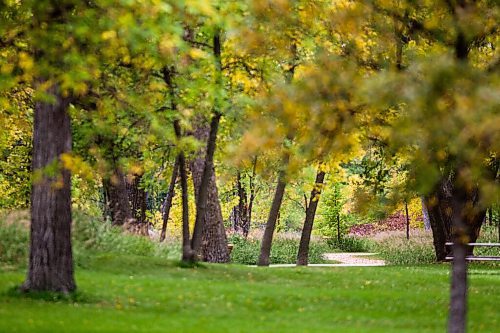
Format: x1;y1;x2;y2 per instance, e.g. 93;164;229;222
251;253;386;268
322;252;386;266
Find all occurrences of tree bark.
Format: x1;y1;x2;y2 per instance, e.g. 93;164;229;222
448;186;469;333
233;171;249;237
126;174;148;235
22;83;76;293
405;201;410;240
188;31;229;263
258;164;288;267
297;170;326;266
421;196;431;230
160;158;179;242
247;156;258;234
103;168;134;226
190;118;229;263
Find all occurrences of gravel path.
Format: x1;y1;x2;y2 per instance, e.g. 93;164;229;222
322;252;385;266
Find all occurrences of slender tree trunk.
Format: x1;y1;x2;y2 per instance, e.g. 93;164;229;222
247;155;258;232
234;171;249;237
448;186;469;333
22;83;76;293
421;196;431;230
258;165;288;266
405;201;410;240
160;158;179;242
297;170;326;266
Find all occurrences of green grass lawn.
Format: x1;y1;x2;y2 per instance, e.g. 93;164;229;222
0;255;498;333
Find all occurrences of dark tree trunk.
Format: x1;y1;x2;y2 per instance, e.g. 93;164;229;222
405;201;410;240
160;158;179;242
297;170;326;266
426;176;486;261
190;118;229;263
258;167;288;267
247;156;258;234
233;171;249;237
188;31;229;263
173;123;191;262
162;64;192;261
448;186;469;333
22;83;76;293
103;168;134;226
126;174;148;235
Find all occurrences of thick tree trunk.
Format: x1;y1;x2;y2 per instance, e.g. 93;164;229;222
126;174;148;235
103;168;134;226
426;176;486;261
297;170;326;266
258;167;288;267
22;84;76;293
160;158;179;242
190;118;229;263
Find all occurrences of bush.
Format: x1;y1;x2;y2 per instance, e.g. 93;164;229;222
327;235;372;253
0;219;29;266
228;234;331;265
369;230;435;265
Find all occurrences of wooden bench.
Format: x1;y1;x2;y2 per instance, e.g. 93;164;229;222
445;242;500;262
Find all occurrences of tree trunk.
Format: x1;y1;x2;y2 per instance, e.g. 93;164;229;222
426;175;487;261
160;158;179;242
233;171;249;237
448;186;469;333
258;167;288;267
405;201;410;240
178;151;191;262
188;31;229;263
247;156;258;235
190;118;229;263
22;83;76;293
421;196;431;230
126;174;148;235
297;170;326;266
103;168;134;226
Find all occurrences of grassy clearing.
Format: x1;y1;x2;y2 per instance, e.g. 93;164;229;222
1;255;499;333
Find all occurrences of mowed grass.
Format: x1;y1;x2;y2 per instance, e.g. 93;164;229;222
0;255;499;333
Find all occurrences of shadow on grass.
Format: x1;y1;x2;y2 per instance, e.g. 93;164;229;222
4;286;101;304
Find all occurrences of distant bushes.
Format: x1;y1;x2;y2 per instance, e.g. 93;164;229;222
229;234;331;265
0;218;29;266
369;231;435;265
0;211;180;267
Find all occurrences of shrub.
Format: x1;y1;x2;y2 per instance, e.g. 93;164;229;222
228;234;331;265
369;230;435;265
0;219;29;266
327;235;372;253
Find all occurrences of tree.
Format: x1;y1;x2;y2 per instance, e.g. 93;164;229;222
297;167;326;266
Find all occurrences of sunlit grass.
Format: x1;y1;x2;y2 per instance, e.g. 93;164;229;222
0;254;498;333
